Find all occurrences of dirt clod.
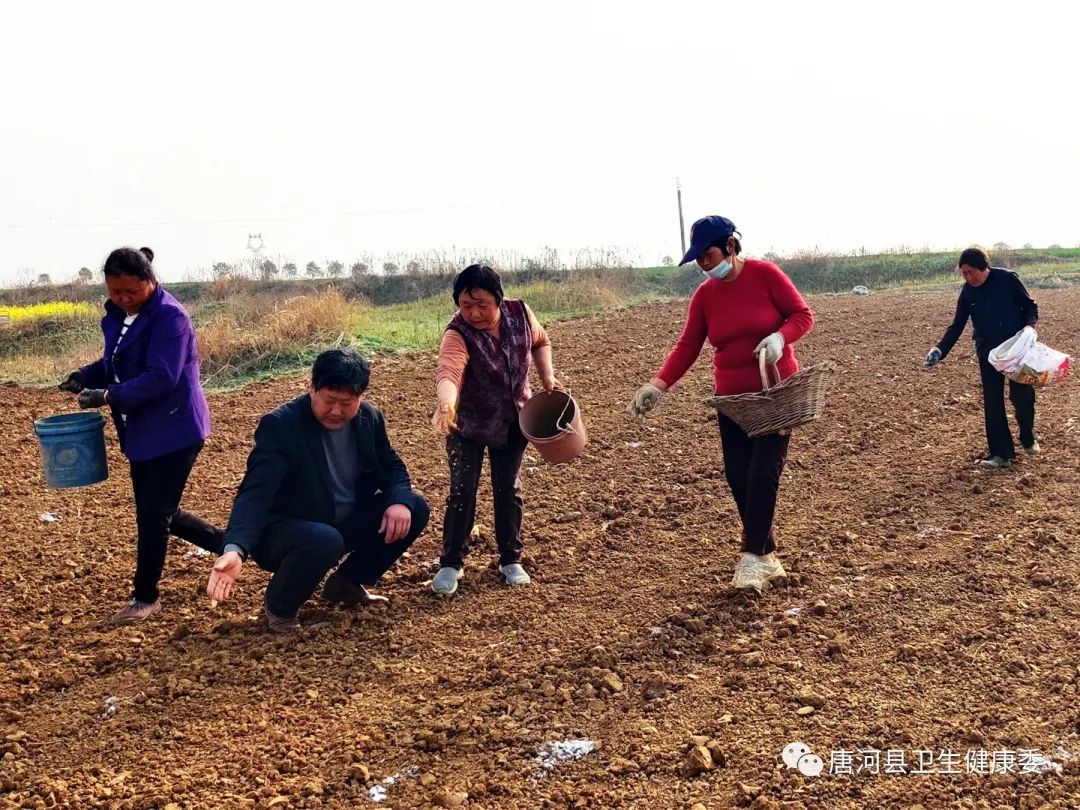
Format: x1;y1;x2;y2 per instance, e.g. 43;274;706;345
683;745;714;776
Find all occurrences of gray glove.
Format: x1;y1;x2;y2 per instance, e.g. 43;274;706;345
58;371;85;393
754;332;786;364
924;347;942;368
77;389;108;409
628;383;664;418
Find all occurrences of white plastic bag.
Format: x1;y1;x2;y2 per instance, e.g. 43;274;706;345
1010;342;1072;387
988;327;1036;374
990;327;1072;386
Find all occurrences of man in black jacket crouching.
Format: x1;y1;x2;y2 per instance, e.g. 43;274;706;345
207;349;429;632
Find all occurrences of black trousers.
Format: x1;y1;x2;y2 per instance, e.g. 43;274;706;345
441;422;528;569
978;354;1036;460
129;441;223;603
717;414;791;556
252;491;429;617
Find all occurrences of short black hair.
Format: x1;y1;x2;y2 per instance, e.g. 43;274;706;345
103;246;157;283
453;264;504;305
958;246;990;270
711;234;742;256
311;348;370;394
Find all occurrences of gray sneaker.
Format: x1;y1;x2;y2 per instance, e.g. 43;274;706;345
108;598;161;626
432;566;463;595
978;456;1012;469
1024;441;1041;455
499;563;532;587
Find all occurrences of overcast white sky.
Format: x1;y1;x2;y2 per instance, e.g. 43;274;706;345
1;0;1078;283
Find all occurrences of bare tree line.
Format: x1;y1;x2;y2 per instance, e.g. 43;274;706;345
183;245;645;283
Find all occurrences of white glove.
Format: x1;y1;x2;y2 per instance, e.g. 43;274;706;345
754;332;785;364
628;383;664;418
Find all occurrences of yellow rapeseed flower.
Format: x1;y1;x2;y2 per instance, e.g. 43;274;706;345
0;301;98;323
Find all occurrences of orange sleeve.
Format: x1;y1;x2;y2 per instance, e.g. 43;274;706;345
525;304;550;349
436;330;469;389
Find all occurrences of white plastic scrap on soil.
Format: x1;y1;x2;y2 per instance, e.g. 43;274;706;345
368;765;420;803
1029;753;1063;775
1042;749;1077;775
39;513;60;523
535;739;596;775
182;544;212;558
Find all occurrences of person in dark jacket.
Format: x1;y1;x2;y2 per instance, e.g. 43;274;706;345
923;246;1040;468
429;265;561;595
59;246;222;625
206;349;429;633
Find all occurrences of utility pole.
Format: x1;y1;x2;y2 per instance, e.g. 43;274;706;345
246;233;264;278
676;177;686;260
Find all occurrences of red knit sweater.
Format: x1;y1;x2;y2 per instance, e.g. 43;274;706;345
656;259;814;396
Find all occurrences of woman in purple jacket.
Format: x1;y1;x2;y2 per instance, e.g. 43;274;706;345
59;247;222;625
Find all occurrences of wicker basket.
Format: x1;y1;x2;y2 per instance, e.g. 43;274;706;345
706;353;837;438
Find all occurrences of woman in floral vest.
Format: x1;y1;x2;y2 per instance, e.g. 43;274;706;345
430;265;561;595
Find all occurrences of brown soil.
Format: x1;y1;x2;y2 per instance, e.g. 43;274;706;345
2;287;1079;809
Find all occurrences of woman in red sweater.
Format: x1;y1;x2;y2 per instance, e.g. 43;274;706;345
628;215;814;593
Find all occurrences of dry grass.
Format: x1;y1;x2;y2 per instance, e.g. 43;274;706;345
0;279;649;388
0;307;101;385
197;291;358;387
520;279;626;313
198;291;355;361
0;345;100;386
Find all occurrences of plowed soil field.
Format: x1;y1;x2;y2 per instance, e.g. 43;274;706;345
2;287;1079;809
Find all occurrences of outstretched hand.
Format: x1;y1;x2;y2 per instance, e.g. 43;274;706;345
207;551;243;603
628;383;664;418
432;401;458;436
58;371;85;393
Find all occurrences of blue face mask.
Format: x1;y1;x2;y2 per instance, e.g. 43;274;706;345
703;259;732;281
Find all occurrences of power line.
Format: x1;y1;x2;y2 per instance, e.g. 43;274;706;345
0;202;487;231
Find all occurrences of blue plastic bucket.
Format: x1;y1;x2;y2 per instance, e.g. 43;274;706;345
33;412;109;488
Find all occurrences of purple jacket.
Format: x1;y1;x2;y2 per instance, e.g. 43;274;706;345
79;285;211;462
447;298;533;448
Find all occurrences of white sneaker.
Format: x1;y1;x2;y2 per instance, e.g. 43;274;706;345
432;566;463;595
1024;441;1041;455
978;456;1011;469
730;552;787;594
499;563;531;587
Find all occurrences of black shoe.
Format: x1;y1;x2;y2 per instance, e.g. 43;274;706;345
321;570;389;607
